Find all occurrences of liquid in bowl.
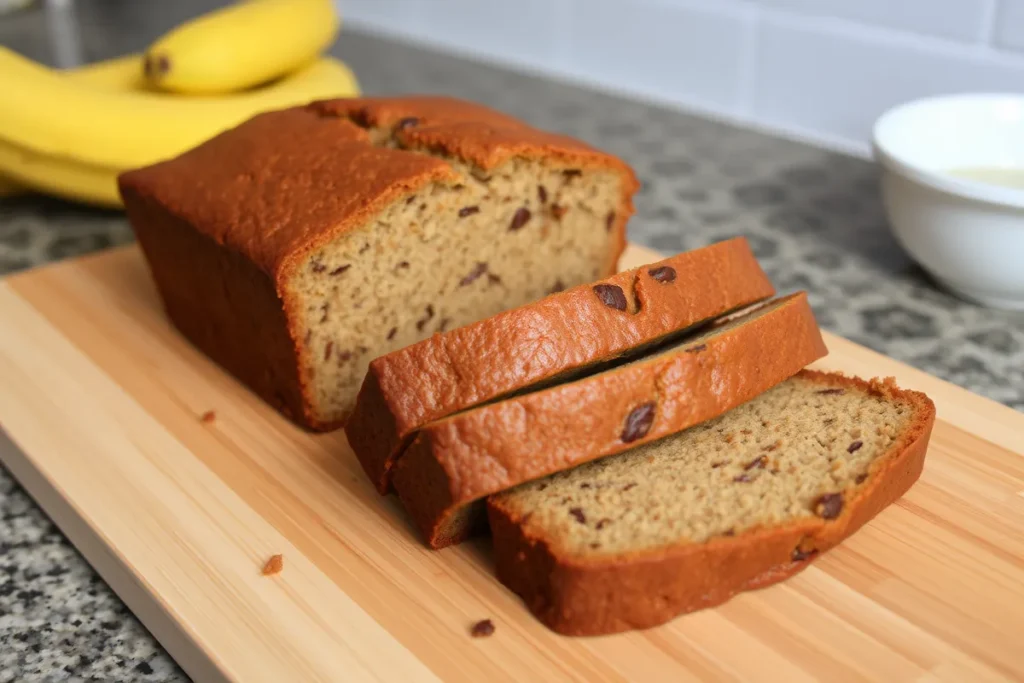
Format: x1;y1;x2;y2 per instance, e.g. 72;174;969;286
946;167;1024;190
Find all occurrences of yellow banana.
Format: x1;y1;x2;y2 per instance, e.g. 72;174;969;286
144;0;339;94
0;55;142;199
0;138;120;208
0;46;359;169
68;54;147;90
0;51;359;207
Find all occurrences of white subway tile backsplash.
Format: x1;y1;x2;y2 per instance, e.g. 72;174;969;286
995;0;1024;52
565;0;753;112
339;0;425;36
411;0;569;68
756;0;994;43
340;0;1024;153
751;17;1024;147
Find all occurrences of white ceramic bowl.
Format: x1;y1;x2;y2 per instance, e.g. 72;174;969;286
872;93;1024;310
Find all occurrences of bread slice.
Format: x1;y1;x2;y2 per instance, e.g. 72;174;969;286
392;292;827;548
120;96;638;431
348;237;775;494
487;370;936;636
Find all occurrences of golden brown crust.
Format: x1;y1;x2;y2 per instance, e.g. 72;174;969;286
122;186;312;425
119;106;451;283
119;96;637;431
487;370;936;636
348;238;775;494
310;97;638;176
119;96;638;283
392;293;828;548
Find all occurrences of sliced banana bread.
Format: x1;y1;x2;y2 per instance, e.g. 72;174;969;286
348;237;775;494
119;96;638;430
392;292;827;548
488;370;936;636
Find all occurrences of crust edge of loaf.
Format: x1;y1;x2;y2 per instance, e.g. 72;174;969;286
118;97;641;288
119;180;324;429
486;370;937;636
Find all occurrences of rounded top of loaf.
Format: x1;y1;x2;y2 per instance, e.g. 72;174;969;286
117;95;638;282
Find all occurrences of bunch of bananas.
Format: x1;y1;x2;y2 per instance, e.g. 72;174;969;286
0;0;359;208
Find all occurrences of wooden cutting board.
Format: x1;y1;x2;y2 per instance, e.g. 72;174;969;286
1;244;1022;683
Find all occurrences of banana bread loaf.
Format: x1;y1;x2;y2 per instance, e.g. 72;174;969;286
392;292;827;548
348;237;775;494
119;96;639;430
488;371;935;636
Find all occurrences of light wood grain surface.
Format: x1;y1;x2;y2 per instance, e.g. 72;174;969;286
1;244;1022;683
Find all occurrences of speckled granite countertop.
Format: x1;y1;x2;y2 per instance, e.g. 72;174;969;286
2;12;1024;683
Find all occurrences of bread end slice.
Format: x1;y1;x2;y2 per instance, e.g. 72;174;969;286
487;370;936;636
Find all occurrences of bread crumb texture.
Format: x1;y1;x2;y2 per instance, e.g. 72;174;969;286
495;374;913;556
292;158;623;424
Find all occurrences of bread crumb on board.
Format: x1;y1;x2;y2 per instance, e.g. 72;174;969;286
261;554;284;576
200;410;216;424
470;619;495;638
